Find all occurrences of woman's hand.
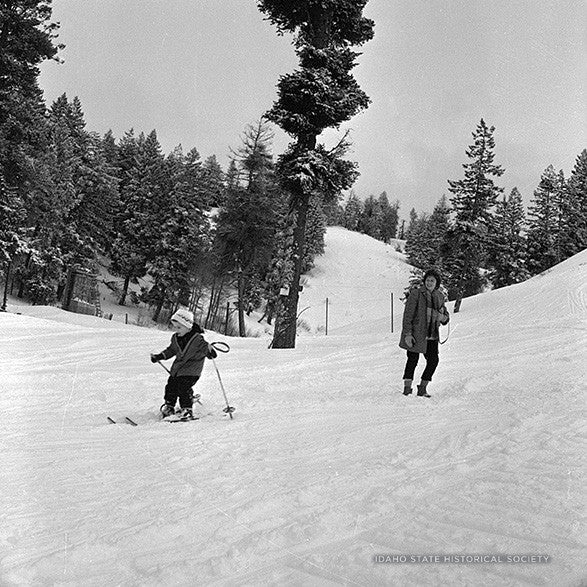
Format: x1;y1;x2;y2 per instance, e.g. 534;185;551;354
438;307;449;325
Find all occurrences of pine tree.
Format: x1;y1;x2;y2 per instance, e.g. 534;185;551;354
487;187;529;288
116;129;140;193
406;195;451;272
259;0;374;348
341;190;362;230
27;109;78;247
70;132;120;253
201;154;225;207
0;171;27;309
526;165;564;275
405;196;451;276
406;208;418;234
48;96;121;256
405;212;430;269
17;93;118;304
378;191;399;243
427;195;451;268
110;130;165;306
101;130;119;168
443;119;504;309
561;149;587;257
147;145;211;321
0;1;63;304
225;159;241;192
358;195;382;239
49;94;89;160
0;1;62;107
322;198;343;226
215;120;280;335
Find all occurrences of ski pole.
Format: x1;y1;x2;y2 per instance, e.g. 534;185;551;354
211;342;234;418
156;360;171;374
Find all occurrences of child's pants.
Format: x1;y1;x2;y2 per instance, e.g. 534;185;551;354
402;339;439;381
164;376;199;408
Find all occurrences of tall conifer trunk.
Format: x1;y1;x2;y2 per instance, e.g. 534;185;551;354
259;0;374;348
272;193;310;347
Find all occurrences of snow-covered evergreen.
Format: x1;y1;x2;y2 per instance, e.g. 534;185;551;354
444;119;504;306
487;187;529;288
526;164;566;274
562;149;587;257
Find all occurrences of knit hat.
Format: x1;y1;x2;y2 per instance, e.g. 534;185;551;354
170;308;194;329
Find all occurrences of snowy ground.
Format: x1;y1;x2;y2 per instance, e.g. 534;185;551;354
1;228;586;586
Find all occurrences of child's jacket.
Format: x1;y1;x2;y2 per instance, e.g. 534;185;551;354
159;330;211;377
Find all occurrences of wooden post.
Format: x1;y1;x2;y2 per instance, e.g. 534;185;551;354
325;297;329;336
1;261;10;311
224;301;230;335
390;292;394;333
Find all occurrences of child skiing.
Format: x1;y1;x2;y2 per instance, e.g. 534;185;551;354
150;308;217;420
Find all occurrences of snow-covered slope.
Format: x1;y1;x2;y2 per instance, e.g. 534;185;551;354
296;226;412;334
1;230;585;586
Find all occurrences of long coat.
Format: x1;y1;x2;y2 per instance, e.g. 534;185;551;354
399;286;449;354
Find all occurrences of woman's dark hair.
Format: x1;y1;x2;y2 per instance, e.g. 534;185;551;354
423;268;442;289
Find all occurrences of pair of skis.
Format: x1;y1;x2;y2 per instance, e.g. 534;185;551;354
106;413;201;425
108;394;203;425
107;416;137;426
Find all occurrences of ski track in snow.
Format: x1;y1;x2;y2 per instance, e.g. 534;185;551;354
1;229;586;586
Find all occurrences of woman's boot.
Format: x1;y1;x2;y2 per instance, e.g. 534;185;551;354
417;380;431;398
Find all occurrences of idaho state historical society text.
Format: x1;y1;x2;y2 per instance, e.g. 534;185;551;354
373;554;551;564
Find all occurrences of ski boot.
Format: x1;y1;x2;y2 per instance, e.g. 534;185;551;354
177;407;194;421
160;403;176;418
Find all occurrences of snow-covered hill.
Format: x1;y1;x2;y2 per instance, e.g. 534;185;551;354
296;226;412;334
1;228;585;586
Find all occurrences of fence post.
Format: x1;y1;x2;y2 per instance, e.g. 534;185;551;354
325;297;329;336
390;292;394;333
1;260;10;311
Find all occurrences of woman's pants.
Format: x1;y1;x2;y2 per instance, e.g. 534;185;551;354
402;339;439;381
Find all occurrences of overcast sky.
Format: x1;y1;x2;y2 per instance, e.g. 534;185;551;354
39;0;585;217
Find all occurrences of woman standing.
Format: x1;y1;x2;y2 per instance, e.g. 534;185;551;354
399;269;450;397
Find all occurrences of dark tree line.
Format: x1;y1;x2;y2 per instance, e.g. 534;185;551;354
339;190;400;243
0;1;334;332
1;86;329;332
403;119;587;309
